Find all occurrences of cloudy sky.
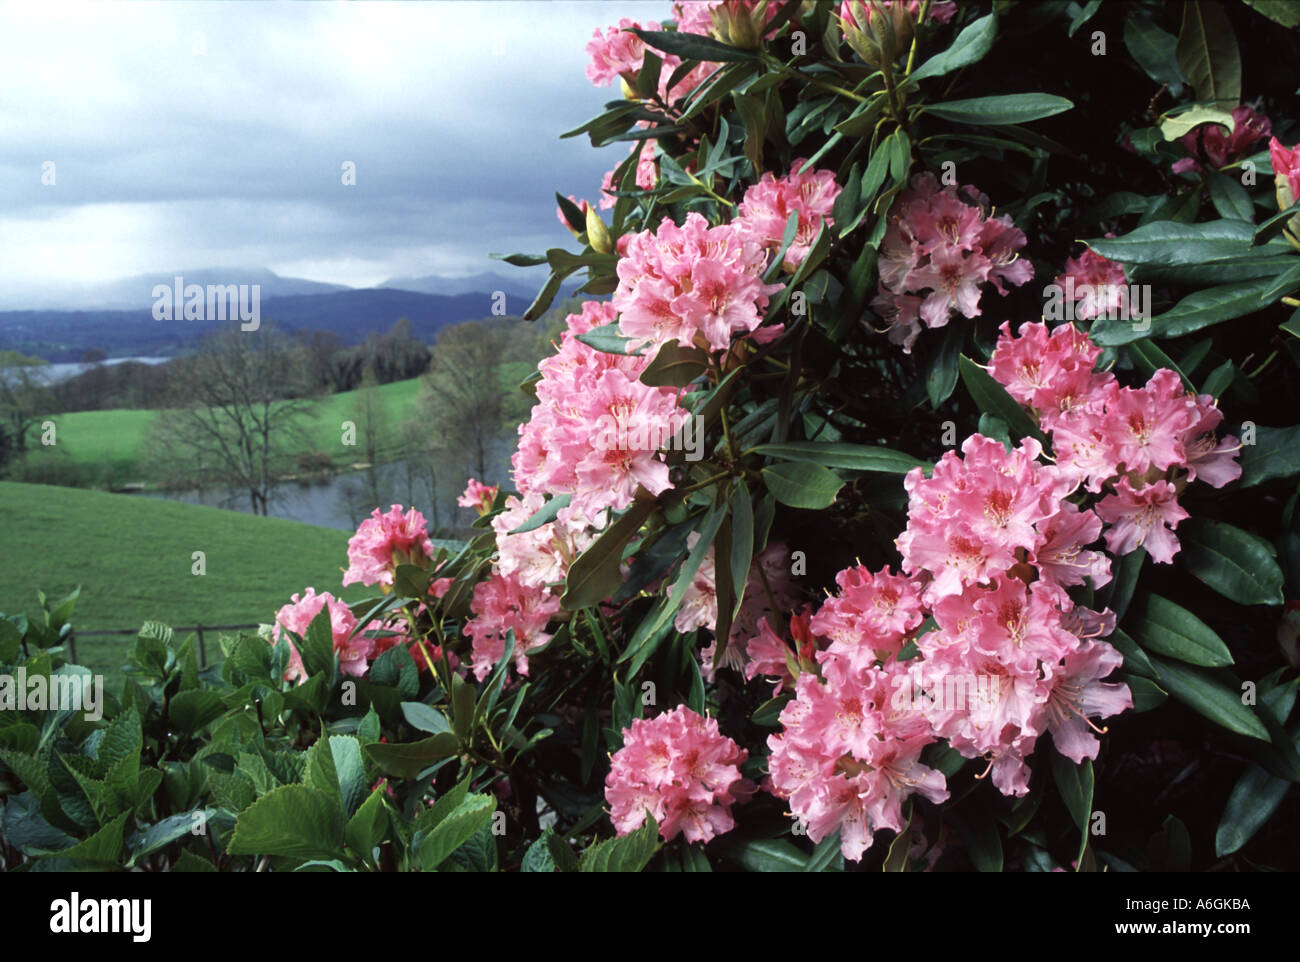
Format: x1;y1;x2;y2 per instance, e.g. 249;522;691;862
0;0;664;304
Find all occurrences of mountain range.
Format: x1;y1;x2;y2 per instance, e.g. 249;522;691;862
0;268;580;362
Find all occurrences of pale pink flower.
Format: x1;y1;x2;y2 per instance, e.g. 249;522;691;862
342;504;435;588
457;478;499;514
273;588;368;683
1095;478;1189;564
605;705;752;844
462;572;561;681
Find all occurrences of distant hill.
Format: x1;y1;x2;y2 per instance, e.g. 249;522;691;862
0;287;543;362
0;268;350;312
380;271;543;300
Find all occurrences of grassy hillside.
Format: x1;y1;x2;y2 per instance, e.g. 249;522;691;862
24;367;537;489
0;481;365;685
26;377;425;488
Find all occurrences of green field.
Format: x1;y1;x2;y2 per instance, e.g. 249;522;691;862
0;481;367;686
24;366;537;489
24;377;427;488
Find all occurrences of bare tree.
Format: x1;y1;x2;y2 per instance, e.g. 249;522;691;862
419;321;508;482
149;325;315;515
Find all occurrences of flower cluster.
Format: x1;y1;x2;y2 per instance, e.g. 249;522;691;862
990;321;1241;563
605;705;753;843
1053;247;1131;322
871;173;1033;351
513;300;689;516
463;570;562;682
765;567;949;861
341;504;435;589
737;158;843;270
272;587;373;683
613;211;785;353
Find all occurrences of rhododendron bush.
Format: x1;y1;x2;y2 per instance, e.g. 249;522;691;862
6;0;1300;873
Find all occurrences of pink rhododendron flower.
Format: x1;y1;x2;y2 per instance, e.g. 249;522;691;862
989;320;1110;431
766;664;949;861
737;159;842;269
605;705;753;843
462;571;562;682
1095;478;1189;564
457;478;499;514
1271;136;1300;201
809;564;925;681
273;588;369;683
512;300;689;517
872;174;1032;351
988;322;1241;567
1181;394;1242;488
1041;641;1133;763
342;504;435;589
613;212;784;353
897;434;1072;604
586;18;673;89
1053;248;1130;322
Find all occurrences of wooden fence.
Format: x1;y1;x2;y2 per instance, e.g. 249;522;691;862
66;624;261;668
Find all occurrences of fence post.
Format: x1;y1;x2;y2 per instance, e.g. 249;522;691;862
196;626;206;669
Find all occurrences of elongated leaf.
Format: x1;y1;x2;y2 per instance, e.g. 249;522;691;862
632;28;757;63
1120;673;1169;712
363;733;459;779
1175;0;1241;104
1123;15;1186;93
751;441;927;473
1206;172;1253;222
1146;655;1269;740
927;323;964;408
400;701;453;735
1108;627;1156;679
1242;0;1300;27
562;500;655;610
1087;218;1255;266
1093;277;1277;346
1130;593;1233;667
1050;753;1094;833
640;342;709;387
345;787;389;864
911;12;996;81
1159;104;1235;142
509;494;572;535
1238;424;1300;487
761;461;844;509
419;793;497;871
1178;518;1284;605
725;837;806;871
1252;201;1300;246
925;93;1073;127
1215;765;1291;856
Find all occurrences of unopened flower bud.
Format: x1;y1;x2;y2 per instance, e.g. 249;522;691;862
711;0;769;50
839;0;913;68
585;206;615;254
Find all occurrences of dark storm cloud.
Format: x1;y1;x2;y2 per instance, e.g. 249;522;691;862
0;0;664;298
